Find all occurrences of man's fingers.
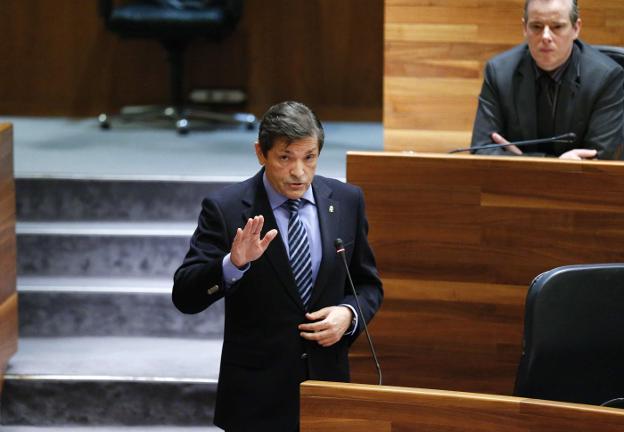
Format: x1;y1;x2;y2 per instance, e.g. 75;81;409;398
241;217;254;235
231;227;243;248
299;326;328;339
575;149;598;159
298;320;324;332
299;307;348;347
251;215;264;234
240;216;267;237
559;148;598;160
246;216;259;235
230;215;273;267
491;132;522;155
305;309;329;321
299;326;340;347
260;229;278;248
491;132;509;144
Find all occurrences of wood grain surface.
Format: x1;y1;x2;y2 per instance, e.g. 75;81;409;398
384;0;624;151
0;293;18;391
301;381;624;432
0;124;17;395
347;152;624;394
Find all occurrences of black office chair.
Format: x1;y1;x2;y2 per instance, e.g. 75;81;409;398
98;0;256;134
595;45;624;69
514;264;624;406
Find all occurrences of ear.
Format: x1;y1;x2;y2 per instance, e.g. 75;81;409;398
254;142;266;166
573;18;581;39
522;18;528;38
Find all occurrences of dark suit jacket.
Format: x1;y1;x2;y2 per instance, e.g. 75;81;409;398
172;169;383;431
471;40;624;159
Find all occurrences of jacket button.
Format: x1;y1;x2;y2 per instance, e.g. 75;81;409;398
301;353;308;360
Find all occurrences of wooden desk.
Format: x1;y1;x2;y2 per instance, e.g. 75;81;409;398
0;124;17;395
346;152;624;394
301;381;624;431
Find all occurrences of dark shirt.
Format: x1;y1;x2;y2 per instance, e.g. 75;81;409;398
533;44;578;154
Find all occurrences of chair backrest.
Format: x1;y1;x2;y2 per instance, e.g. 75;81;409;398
594;45;624;70
514;264;624;405
99;0;244;28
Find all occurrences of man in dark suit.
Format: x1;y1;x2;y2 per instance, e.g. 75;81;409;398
471;0;624;160
172;101;383;431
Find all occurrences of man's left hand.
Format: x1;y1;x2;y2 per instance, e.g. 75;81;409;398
559;149;598;160
298;306;352;347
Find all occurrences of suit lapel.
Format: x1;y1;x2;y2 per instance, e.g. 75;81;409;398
515;51;538;140
243;170;306;311
555;48;581;144
309;177;339;308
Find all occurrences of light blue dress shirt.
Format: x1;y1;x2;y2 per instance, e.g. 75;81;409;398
221;173;357;334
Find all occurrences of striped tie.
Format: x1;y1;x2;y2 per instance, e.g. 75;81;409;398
286;199;313;308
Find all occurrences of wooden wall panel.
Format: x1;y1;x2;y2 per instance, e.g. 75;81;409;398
347;152;624;395
0;294;18;393
246;0;383;120
0;124;18;394
384;0;624;152
0;125;16;305
301;381;624;432
0;0;382;121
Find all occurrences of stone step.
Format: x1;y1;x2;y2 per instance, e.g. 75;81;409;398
17;222;194;278
18;277;223;338
1;337;221;426
1;377;217;426
16;176;236;222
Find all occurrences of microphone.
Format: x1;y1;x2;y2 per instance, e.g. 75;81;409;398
335;238;383;386
449;132;577;154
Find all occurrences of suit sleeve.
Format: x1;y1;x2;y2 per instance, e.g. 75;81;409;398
340;187;383;344
172;197;231;314
470;61;509;155
583;65;624;160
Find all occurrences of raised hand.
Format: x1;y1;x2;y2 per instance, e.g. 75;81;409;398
230;215;278;268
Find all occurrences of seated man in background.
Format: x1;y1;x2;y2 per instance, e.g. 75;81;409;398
470;0;624;160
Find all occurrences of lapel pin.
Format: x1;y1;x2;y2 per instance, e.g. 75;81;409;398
329;205;334;213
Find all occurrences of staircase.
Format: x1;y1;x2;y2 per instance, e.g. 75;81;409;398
1;176;236;430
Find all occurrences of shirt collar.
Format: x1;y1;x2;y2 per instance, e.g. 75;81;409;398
533;42;578;83
262;172;316;211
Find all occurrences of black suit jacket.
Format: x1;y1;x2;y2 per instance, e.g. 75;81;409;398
173;169;383;431
471;40;624;159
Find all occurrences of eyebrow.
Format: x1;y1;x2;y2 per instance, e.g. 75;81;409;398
528;18;569;24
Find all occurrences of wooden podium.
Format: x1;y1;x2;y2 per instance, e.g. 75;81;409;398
300;381;624;431
346;152;624;395
0;124;17;395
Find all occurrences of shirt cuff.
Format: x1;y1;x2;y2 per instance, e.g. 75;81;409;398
222;253;250;288
340;304;358;336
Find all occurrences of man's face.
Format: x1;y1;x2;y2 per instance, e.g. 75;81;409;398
523;0;581;71
255;136;319;200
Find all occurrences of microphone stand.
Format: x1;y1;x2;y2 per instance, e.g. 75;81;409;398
449;133;577;154
335;238;382;386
